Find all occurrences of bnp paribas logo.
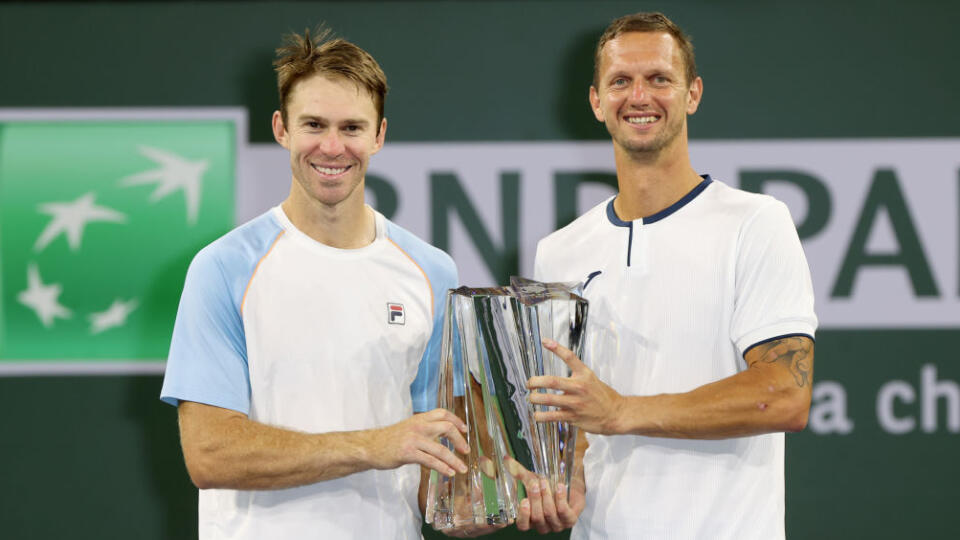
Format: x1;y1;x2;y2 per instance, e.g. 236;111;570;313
0;110;240;374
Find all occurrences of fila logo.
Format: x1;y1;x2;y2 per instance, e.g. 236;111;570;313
387;303;405;325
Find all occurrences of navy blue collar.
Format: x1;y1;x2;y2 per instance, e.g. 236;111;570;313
606;175;713;227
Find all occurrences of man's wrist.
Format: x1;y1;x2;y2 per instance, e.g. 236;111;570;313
351;428;379;470
613;395;642;435
325;428;378;472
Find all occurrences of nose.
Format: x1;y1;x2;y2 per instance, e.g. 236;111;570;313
628;80;647;102
318;130;345;156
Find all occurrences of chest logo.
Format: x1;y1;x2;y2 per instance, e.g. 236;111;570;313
584;270;602;290
387;303;405;325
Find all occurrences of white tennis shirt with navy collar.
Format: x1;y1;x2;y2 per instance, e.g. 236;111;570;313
161;205;457;540
534;176;817;540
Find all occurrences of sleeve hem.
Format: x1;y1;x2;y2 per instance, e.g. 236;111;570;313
736;321;817;358
159;388;250;416
742;332;816;358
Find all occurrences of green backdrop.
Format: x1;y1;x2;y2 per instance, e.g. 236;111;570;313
1;2;957;539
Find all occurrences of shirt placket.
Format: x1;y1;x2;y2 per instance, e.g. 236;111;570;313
627;218;648;275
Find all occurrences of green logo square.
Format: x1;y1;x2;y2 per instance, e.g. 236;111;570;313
0;115;236;369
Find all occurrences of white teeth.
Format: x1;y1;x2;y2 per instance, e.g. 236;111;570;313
626;116;658;124
314;165;348;175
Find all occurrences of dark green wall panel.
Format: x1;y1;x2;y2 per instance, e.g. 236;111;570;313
1;1;958;143
0;376;195;538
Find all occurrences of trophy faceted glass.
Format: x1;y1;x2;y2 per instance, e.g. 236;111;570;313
425;277;588;529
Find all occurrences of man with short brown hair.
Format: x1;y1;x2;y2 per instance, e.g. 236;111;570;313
161;29;472;539
273;28;388;129
520;12;817;539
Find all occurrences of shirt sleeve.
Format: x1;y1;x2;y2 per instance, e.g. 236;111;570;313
410;251;460;413
533;240;546;282
160;245;251;414
731;200;818;357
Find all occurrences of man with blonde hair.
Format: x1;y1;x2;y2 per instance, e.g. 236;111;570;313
161;29;471;539
520;12;817;539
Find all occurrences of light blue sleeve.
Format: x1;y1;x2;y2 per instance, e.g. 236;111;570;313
412;257;458;412
386;221;459;413
160;214;282;414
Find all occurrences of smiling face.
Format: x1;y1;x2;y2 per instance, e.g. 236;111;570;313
590;31;702;157
272;73;386;209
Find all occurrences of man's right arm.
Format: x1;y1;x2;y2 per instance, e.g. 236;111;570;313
178;401;469;490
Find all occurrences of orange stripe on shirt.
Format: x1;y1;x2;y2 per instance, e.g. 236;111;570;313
386;237;434;318
240;230;285;316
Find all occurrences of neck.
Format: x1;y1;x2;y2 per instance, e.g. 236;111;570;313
281;181;376;249
611;137;702;221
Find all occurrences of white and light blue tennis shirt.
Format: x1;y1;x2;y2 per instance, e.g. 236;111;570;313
161;205;457;540
535;176;818;540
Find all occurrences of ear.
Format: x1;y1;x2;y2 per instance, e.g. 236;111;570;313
686;76;703;115
272;110;289;149
371;117;387;155
589;85;604;122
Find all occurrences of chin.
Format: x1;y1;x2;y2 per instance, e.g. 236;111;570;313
311;193;349;207
314;186;360;207
623;131;679;154
620;140;664;154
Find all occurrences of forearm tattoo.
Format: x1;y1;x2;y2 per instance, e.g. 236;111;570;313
749;337;813;387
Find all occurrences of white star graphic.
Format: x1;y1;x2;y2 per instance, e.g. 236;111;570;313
34;192;126;252
120;145;209;225
88;298;139;335
17;264;72;328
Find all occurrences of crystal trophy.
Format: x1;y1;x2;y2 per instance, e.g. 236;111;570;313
424;277;588;529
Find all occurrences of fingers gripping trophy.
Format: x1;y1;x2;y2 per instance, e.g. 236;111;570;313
424;277;588;530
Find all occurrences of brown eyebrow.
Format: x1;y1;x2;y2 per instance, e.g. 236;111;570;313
295;115;370;126
296;115;327;124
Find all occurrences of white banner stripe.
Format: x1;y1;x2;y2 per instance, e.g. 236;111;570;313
240;139;960;329
0;361;166;376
